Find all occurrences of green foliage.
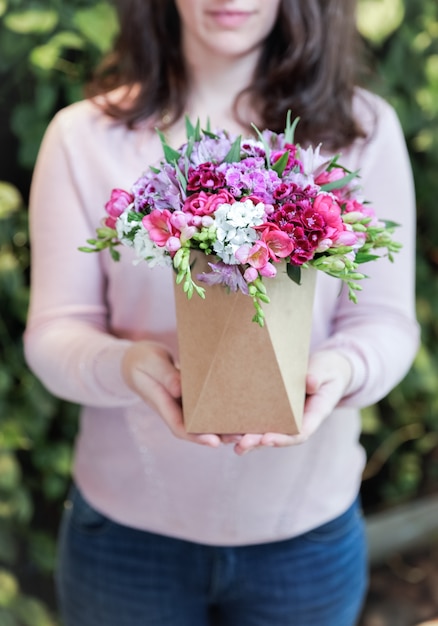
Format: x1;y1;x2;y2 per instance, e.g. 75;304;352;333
0;0;117;620
357;0;438;509
0;0;438;620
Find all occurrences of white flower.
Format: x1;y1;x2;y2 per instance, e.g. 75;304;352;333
212;200;265;264
298;144;330;178
133;228;171;268
116;212;137;246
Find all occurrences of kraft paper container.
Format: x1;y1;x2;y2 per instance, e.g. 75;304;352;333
174;254;316;435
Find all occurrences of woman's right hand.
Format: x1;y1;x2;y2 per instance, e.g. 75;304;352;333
121;341;221;448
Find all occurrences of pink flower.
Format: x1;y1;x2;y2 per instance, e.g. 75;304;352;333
235;241;269;269
313;193;343;242
170;211;190;230
235;241;276;279
315;167;345;187
182;190;234;216
142;209;176;246
259;262;277;278
335;230;360;247
204;190;235;214
104;188;134;228
165;236;182;253
259;224;294;260
243;266;259;283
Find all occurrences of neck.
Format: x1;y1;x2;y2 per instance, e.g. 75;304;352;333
182;41;261;131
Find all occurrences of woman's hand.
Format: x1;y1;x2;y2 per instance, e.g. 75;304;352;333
121;341;221;448
231;350;353;456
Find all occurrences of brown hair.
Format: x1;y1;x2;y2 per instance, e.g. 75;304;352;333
87;0;367;150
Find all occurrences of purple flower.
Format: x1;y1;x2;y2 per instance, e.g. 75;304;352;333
218;158;281;204
185;132;234;166
197;262;249;294
132;163;184;213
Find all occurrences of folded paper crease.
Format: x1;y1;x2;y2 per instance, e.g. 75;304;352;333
174;254;316;434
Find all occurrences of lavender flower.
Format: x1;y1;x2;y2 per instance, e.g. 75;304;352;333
197;262;249;294
132;163;184;213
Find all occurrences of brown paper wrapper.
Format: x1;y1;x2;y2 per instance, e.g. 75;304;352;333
174;254;316;435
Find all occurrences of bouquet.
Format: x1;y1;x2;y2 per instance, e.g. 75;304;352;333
81;114;401;327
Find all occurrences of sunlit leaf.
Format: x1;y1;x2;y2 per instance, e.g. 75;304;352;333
0;454;21;492
30;31;85;72
13;597;57;626
357;0;404;45
29;42;60;71
72;3;118;53
4;9;58;35
0;570;19;608
0;183;21;219
0;0;7;19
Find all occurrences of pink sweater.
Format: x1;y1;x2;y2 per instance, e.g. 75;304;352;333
24;90;419;545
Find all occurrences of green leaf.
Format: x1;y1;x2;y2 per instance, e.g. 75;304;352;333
29;42;60;72
0;183;22;219
201;129;219;139
109;247;120;262
271;150;290;176
13;596;57;626
0;454;21;492
183;116;201;141
4;9;58;35
0;569;19;608
174;162;187;193
320;170;359;192
72;3;118;53
185;116;196;140
156;128;181;163
251;123;271;165
286;263;301;285
284;112;300;145
185;136;194;162
30;30;85;72
354;253;380;264
357;0;404;45
0;0;7;19
224;136;242;163
382;219;401;229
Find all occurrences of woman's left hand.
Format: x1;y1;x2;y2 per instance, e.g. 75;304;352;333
228;350;352;456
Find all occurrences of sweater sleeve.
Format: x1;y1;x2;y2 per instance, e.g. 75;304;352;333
24;109;139;408
318;97;420;408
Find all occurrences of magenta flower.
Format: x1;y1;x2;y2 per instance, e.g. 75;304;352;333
183;190;234;216
187;163;226;191
104;188;134;228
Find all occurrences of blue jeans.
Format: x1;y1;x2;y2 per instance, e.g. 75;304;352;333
56;485;368;626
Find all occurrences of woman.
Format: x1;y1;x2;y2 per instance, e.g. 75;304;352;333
24;1;419;625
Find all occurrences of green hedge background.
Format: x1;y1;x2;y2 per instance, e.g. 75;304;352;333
0;0;437;623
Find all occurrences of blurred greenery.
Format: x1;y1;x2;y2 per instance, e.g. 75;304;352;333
0;0;437;622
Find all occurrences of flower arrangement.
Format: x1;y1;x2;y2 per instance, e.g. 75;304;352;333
80;114;401;326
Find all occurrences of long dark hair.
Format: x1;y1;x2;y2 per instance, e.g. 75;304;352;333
87;0;367;150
